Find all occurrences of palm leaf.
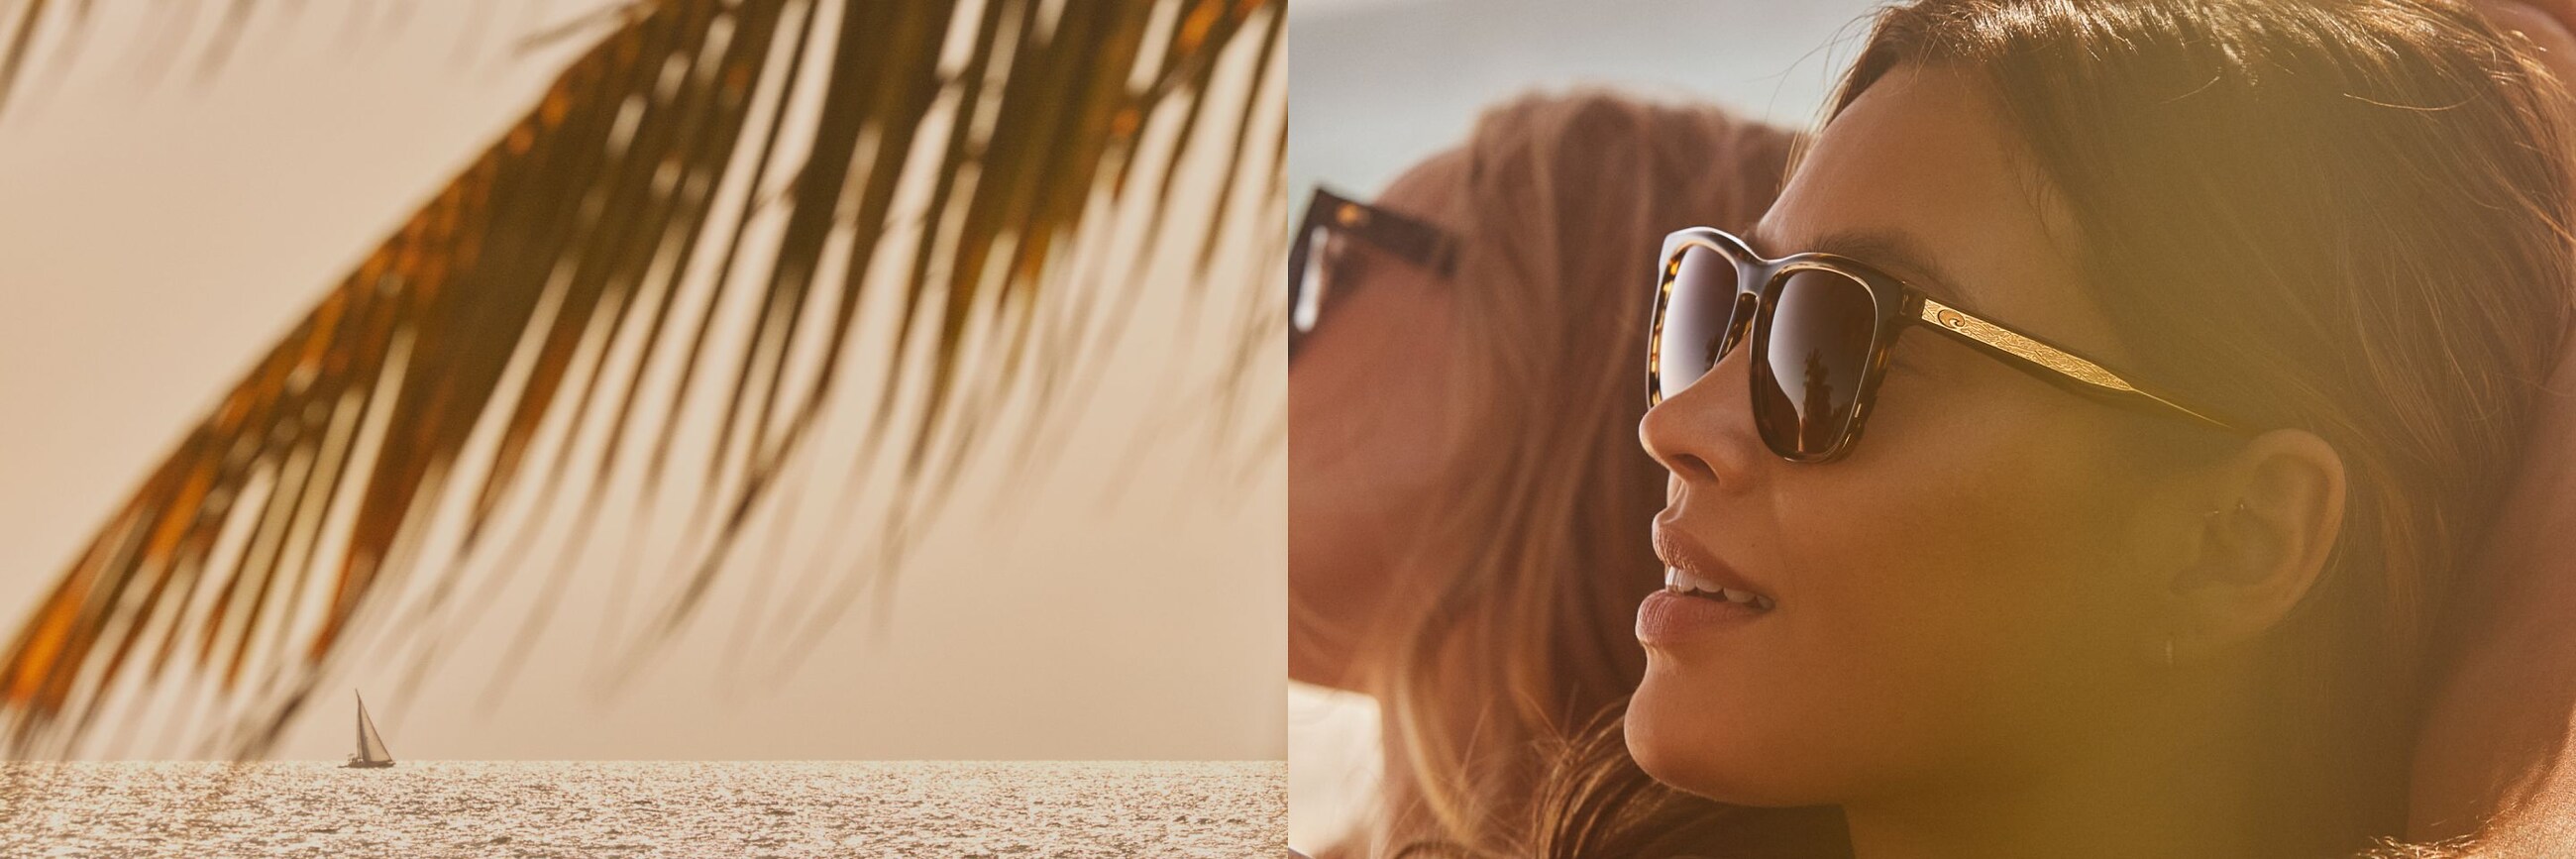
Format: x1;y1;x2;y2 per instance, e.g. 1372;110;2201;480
0;0;1284;759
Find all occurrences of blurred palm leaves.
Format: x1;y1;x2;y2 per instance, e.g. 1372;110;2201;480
0;0;1284;758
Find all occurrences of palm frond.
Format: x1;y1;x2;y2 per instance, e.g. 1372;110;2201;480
0;0;1284;759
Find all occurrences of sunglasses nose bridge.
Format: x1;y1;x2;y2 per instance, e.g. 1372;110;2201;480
1727;281;1763;356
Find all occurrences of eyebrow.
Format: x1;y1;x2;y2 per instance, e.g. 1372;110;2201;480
1741;224;1976;305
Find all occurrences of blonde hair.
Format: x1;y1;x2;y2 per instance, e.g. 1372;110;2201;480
1365;90;1795;855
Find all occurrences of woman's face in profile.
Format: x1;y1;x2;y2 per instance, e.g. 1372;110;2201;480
1628;64;2177;805
1286;155;1466;690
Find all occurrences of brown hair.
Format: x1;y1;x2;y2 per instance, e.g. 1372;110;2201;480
1357;91;1796;855
1540;0;2575;856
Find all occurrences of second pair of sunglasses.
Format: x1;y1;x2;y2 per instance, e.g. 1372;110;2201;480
1646;227;2250;463
1289;186;1455;361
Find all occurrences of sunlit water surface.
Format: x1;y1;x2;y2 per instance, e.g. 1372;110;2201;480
0;760;1283;857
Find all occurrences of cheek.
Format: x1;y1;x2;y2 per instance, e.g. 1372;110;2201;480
1801;391;2156;767
1287;292;1459;655
1797;414;2139;712
1288;403;1399;656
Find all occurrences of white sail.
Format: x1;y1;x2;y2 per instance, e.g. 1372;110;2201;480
354;692;393;765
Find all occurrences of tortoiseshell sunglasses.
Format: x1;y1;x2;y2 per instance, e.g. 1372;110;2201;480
1288;186;1456;362
1646;227;2250;463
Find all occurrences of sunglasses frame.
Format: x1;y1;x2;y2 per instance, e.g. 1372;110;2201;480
1646;227;2247;463
1288;186;1457;362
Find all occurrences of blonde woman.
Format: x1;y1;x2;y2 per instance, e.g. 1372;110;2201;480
1288;92;1840;856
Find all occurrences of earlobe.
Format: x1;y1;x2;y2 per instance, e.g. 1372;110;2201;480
2164;429;2346;662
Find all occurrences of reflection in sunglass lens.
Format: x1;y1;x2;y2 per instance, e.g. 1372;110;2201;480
1754;269;1879;459
1293;223;1336;335
1655;245;1747;402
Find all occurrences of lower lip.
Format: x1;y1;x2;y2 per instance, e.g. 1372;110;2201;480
1636;590;1767;645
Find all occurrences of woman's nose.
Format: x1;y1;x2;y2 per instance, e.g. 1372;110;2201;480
1640;346;1763;488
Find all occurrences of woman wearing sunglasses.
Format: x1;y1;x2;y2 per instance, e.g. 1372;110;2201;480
1535;0;2576;856
1287;93;1845;856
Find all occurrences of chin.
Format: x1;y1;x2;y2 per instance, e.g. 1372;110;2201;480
1628;662;1820;807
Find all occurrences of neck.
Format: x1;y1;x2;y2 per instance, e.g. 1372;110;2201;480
1840;658;2357;859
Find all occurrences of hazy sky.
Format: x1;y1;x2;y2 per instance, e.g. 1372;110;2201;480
1290;0;1886;195
0;0;1283;762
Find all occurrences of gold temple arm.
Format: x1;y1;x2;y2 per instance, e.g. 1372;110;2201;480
1913;296;2243;433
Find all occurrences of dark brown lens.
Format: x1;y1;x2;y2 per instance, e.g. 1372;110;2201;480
1654;245;1748;402
1753;269;1880;459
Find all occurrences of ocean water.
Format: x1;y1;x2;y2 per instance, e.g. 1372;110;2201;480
0;760;1283;858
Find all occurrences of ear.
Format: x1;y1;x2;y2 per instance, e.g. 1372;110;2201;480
2164;429;2346;663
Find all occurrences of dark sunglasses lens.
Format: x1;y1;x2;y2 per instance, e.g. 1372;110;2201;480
1655;245;1747;402
1754;269;1879;459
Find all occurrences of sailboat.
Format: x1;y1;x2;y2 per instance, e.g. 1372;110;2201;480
344;691;394;769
